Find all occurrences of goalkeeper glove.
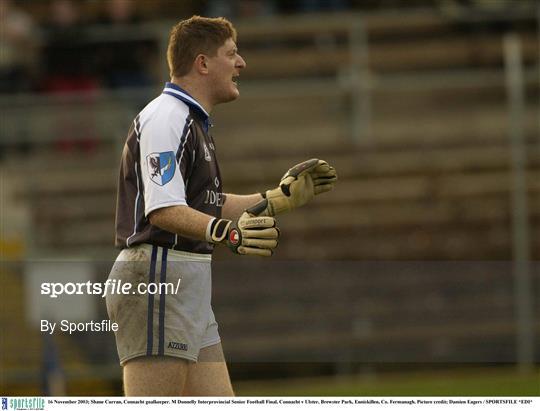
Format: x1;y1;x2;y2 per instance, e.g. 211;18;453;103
261;158;337;216
206;200;279;257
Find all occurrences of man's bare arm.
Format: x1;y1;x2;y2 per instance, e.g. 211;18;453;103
148;196;268;239
149;205;212;241
148;203;279;256
221;193;264;220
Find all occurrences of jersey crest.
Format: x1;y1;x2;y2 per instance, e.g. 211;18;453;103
147;151;175;186
203;143;212;162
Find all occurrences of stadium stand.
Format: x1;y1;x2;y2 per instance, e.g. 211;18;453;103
1;8;538;394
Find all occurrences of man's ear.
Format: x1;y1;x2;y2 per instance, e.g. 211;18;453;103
194;54;209;75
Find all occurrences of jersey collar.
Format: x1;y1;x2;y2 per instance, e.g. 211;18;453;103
162;82;210;123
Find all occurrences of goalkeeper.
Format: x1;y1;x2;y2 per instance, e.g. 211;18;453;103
106;16;337;397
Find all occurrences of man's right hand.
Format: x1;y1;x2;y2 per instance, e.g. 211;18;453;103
207;201;279;256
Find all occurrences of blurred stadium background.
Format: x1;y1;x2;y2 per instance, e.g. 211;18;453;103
1;0;539;396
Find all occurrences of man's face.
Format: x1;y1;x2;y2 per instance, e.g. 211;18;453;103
206;38;246;105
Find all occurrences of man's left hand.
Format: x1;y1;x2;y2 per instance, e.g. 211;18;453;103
261;158;337;216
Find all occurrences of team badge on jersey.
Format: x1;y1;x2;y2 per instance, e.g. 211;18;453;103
203;143;212;162
147;151;175;186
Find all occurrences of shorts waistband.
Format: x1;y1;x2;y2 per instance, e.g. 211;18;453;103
134;244;212;262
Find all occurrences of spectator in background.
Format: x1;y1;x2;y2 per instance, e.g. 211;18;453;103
101;0;141;26
206;0;276;19
0;0;39;93
94;0;155;89
237;0;276;18
41;0;99;93
41;0;99;154
205;0;235;18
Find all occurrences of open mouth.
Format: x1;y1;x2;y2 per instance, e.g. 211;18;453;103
232;74;239;86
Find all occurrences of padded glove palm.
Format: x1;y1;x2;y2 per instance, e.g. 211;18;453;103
262;158;337;216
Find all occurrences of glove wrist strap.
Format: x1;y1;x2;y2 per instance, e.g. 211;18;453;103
206;218;232;244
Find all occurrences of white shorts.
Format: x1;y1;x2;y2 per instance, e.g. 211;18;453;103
106;244;220;365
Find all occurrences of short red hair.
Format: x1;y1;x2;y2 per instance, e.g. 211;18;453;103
167;15;237;77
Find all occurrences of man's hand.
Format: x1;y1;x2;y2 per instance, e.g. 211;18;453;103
261;158;337;216
207;200;279;256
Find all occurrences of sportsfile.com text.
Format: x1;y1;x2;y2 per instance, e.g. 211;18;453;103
40;278;181;298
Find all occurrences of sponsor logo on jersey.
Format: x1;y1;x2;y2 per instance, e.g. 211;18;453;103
204;190;225;207
147;151;175;186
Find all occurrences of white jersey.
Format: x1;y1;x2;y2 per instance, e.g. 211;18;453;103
115;83;224;254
